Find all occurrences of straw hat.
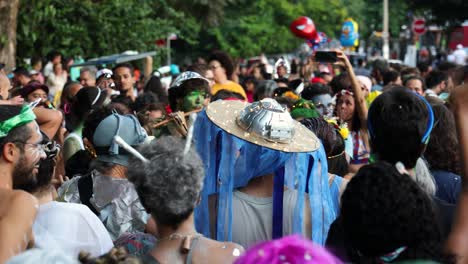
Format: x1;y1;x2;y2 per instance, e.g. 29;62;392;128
205;98;320;153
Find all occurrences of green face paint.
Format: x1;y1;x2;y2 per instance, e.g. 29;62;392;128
183;90;206;111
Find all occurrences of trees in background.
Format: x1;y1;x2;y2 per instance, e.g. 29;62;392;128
1;0;466;68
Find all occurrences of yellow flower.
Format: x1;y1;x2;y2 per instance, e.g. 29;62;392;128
339;126;349;140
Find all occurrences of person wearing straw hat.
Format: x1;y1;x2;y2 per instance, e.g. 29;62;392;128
193;98;337;248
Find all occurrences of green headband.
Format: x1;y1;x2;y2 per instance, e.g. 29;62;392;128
0;106;36;138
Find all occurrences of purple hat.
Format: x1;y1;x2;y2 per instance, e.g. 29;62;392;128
234;235;342;264
20;82;49;98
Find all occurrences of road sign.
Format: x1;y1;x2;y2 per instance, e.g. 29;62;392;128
413;18;426;35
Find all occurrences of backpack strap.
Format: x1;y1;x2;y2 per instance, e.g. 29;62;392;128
78;174;100;216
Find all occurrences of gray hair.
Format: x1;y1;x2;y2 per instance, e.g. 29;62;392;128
414;158;437;196
80;66;97;79
127;136;205;228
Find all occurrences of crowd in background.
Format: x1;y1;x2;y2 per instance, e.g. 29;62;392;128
0;45;467;264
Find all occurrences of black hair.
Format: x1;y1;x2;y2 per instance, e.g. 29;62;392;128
329;72;351;95
13;67;30;77
211;89;245;102
143;76;168;104
111;95;134;111
168;79;209;112
47;50;62;60
424;99;460;175
300;118;348;176
301;83;332;100
128;136;205;229
112;63;134;76
383;70;400;86
403;75;425;88
425;71;448;90
82;105;117;145
341;161;448;263
368;86;429;169
31;55;43;67
274;77;289;86
0;105;32;150
437;62;457;72
67;87;107;132
417;62;431;74
133;92;160;113
208;50;235;79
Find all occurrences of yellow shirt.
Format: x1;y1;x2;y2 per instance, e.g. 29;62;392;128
366;91;381;107
212;81;247;99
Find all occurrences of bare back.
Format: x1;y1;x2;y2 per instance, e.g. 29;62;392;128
151;237;243;264
0;189;38;262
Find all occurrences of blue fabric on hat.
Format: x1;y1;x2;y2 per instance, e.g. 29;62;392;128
93;113;147;167
193;109;336;244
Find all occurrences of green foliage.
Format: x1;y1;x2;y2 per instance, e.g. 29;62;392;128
342;0;409;39
16;0;196;62
16;0;423;64
200;0;348;58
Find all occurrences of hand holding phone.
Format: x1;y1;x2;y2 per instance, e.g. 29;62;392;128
314;51;338;63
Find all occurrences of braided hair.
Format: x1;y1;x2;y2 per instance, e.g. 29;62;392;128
300;118;348;176
341;162;450;263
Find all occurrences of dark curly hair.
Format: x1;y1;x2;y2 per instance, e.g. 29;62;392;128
424;98;460;175
341;161;449;263
208;50;235;79
128;136;205;229
368;86;429;169
300;118;348;176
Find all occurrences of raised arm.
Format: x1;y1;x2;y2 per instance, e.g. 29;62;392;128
446;84;468;262
336;50;368;128
33;107;63;140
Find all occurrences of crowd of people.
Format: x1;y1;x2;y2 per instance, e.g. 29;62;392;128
0;46;467;264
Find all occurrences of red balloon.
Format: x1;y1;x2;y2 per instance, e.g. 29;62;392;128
290;16;317;40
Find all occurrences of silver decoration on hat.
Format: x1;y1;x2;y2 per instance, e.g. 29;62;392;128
170;71;209;89
236;98;295;143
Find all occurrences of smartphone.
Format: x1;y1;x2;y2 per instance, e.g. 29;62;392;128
314;51;338;63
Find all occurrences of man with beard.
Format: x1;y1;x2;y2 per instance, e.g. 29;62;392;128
0;105;47;262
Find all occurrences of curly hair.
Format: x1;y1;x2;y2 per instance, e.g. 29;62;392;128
424;99;460;175
208;50;235;79
127;136;205;229
300;118;348;176
341;162;448;263
368;86;429;169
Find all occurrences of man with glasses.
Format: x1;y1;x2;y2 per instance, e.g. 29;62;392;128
0;105;47;262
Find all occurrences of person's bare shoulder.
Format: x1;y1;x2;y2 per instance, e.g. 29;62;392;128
0;190;38;262
200;239;244;264
0;189;38;227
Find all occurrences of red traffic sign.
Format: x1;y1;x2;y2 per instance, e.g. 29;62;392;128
412;18;426;35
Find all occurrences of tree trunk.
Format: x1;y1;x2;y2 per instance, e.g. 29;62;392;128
0;0;19;72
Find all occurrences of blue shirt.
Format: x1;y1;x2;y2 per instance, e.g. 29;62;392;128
432;170;461;204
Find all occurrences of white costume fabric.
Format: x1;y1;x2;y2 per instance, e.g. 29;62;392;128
33;201;114;258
